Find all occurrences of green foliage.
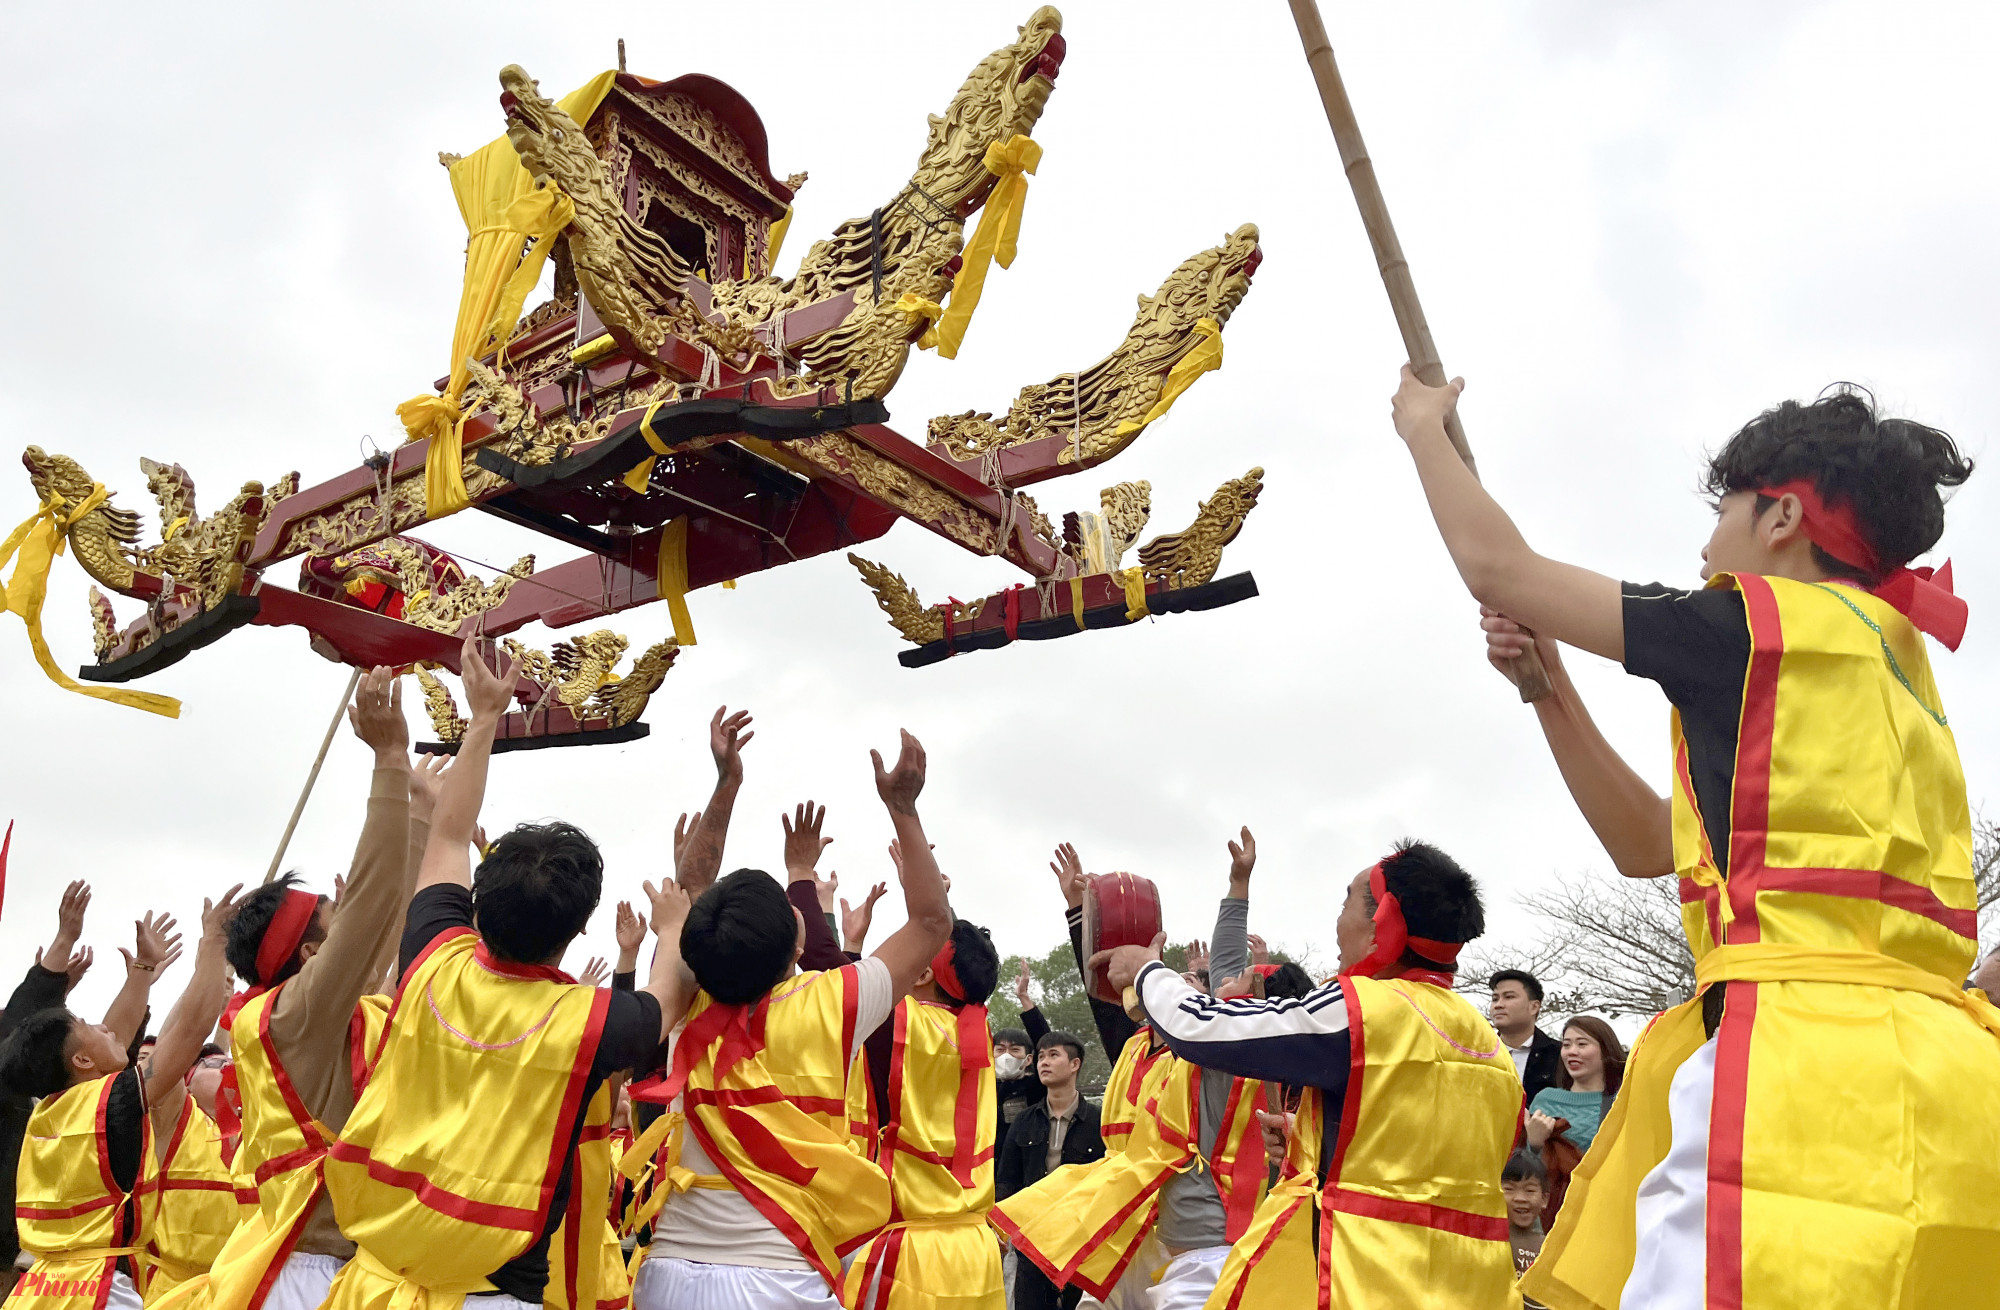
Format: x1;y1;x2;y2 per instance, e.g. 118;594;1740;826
985;939;1188;1093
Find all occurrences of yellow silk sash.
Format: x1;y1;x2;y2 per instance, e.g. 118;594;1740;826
932;135;1043;360
0;485;180;717
1696;943;2000;1036
1114;319;1223;438
893;293;946;351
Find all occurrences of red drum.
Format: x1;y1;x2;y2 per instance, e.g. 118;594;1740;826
1080;872;1163;1004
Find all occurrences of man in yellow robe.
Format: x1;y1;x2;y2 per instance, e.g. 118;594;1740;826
0;898;228;1310
191;666;434;1310
1388;371;2000;1306
319;633;687;1310
841;919;1005;1310
632;746;955;1310
1094;840;1522;1310
141;1047;241;1300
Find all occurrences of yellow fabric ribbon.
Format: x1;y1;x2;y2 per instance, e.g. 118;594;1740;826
1068;576;1086;631
655;517;696;646
0;486;181;718
766;206;793;272
893;292;946;351
1113;318;1224;437
932;134;1043;360
1116;567;1150;622
1695;943;2000;1037
400;72;617;522
622;401;673;494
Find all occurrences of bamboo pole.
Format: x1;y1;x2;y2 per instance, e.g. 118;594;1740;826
1286;0;1552;701
263;666;363;883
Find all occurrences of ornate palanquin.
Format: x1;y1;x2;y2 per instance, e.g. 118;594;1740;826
18;7;1268;748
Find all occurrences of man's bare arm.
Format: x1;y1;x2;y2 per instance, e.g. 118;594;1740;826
1484;617;1674;877
1390;368;1624;662
677;707;752;899
417;636;522;894
640;878;697;1040
147;888;240;1112
867;732;954;999
104;912;181;1050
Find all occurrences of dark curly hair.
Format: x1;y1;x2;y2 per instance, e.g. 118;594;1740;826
1703;385;1973;581
1366;840;1486;973
473;821;604;964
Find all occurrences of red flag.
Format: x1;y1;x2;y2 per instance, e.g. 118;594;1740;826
0;820;11;922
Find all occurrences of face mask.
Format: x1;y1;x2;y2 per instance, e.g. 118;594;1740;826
994;1052;1030;1080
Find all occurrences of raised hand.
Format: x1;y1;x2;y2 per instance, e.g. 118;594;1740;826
1481;605;1564;692
1389;363;1464;447
870;730;927;815
58;947;93;994
710;707;754;786
460;633;522;723
1215;969;1260;1000
471;825;490;858
1228;827;1257;887
781;802;838;909
346;665;409;759
1087;931;1165;995
643;877;692;939
840;881;888;953
333;874;347;908
579;957;611;989
201;885;245;948
410;753;452;823
615;901;646;955
672;811;699;874
1014;958;1034;1009
1248;933;1271;967
1049;843;1086;910
1184;938;1210;979
40;880;91;975
123;911;184;981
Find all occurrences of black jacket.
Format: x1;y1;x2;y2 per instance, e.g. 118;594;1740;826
1521;1026;1563;1105
998;1095;1106;1310
0;961;75;1263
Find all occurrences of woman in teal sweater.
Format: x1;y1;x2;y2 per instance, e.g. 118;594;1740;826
1525;1015;1626;1154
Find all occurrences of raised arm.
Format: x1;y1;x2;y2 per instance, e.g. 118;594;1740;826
676;707;753;899
613;900;645;985
105;912;182;1052
781;801;851;972
640;877;697;1040
1208;828;1255;983
866;732;954;999
416;635;522;894
4;882;93;1041
147;887;240;1112
1389;369;1624;661
1484;618;1674;877
1052;843;1137;1057
361;752;448;988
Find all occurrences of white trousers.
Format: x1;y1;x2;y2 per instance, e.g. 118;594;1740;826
264;1253;347;1310
104;1271;143;1310
1082;1236;1168;1310
1144;1247;1229;1310
633;1256;838;1310
1620;1038;1716;1310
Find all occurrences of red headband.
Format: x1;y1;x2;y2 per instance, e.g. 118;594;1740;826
1350;862;1460;987
1759;480;1966;650
930;938;968;1005
256;890;319;988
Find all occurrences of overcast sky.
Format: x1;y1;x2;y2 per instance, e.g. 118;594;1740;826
4;1;1996;1020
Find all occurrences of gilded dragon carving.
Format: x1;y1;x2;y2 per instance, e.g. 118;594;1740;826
704;7;1066;398
847;554;946;646
1137;466;1264;590
417;635;679;742
503;630;630;709
926;225;1261;465
1064;480;1151;573
23;446;293;610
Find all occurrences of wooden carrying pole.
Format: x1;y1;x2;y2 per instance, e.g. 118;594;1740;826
1286;0;1552;702
264;666;363;883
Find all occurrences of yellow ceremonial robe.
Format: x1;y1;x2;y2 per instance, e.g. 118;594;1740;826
183;988;389;1310
840;998;1001;1310
644;966;890;1289
1203;974;1521;1310
545;1118;629;1310
993;1027;1269;1300
9;1072;159;1310
1524;574;2000;1310
321;930;612;1310
141;1099;238;1300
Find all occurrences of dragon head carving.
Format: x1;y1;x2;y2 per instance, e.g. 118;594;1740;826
916;7;1066;212
1141;223;1262;334
22;446;145;591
